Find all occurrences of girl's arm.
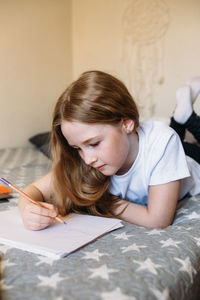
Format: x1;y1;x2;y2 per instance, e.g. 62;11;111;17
113;180;181;229
18;172;57;230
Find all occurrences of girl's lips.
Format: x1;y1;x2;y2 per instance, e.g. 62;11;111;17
96;164;106;170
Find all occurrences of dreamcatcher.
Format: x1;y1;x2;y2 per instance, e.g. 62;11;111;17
121;0;170;118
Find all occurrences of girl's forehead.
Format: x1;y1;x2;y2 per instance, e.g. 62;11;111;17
61;120;120;146
61;120;104;132
61;121;106;144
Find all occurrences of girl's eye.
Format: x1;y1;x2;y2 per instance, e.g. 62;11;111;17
72;146;81;151
90;141;100;147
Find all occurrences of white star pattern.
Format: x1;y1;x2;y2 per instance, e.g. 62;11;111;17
133;258;162;275
101;287;133;300
81;249;108;261
186;212;200;220
121;243;147;253
182;227;193;231
174;226;183;230
160;238;182;248
176;226;193;231
89;264;118;280
150;287;170;300
176;208;188;216
146;229;163;235
35;256;54;266
174;257;197;284
38;273;65;288
193;237;200;246
112;232;133;240
189;196;199;202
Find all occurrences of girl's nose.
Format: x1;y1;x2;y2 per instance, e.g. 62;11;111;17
83;153;97;166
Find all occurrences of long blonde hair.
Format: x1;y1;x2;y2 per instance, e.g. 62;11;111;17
51;70;139;216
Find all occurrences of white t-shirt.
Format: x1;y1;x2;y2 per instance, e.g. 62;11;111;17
109;120;200;206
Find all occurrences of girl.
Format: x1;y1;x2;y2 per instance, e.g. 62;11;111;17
18;71;200;230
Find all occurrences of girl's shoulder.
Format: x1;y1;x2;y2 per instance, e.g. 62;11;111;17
139;120;174;141
137;120;183;164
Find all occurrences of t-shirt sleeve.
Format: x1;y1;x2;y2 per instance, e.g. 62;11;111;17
149;128;190;186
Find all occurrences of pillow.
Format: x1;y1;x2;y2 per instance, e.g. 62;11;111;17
29;132;51;158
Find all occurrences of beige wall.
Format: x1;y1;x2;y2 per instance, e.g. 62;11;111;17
1;0;200;148
72;0;200;121
0;0;72;148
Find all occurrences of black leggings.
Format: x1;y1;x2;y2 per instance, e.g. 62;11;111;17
170;111;200;164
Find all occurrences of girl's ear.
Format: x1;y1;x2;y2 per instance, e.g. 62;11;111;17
122;118;135;134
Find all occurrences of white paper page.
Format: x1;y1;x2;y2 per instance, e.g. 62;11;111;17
0;207;123;259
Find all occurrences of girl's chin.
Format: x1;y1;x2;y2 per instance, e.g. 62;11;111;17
99;168;117;176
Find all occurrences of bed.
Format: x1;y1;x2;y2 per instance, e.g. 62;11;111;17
0;145;200;300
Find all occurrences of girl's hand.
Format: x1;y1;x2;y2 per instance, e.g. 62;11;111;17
21;202;57;231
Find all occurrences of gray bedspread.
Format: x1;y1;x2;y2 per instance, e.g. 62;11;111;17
0;146;200;300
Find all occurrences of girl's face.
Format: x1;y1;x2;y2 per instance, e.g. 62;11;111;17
61;119;138;176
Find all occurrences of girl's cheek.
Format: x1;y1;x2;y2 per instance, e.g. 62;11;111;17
78;151;84;160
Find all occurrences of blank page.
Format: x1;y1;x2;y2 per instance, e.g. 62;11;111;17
0;207;123;259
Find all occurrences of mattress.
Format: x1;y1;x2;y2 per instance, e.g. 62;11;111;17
0;146;200;300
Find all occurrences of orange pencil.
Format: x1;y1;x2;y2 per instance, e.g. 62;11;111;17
0;177;66;224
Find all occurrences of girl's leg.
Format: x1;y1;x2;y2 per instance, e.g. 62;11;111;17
184;76;200;143
169;117;200;163
173;85;193;124
171;77;200;163
182;142;200;164
173;77;200;142
184;111;200;143
169;117;185;141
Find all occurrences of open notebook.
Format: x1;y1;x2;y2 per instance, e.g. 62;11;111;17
0;207;123;259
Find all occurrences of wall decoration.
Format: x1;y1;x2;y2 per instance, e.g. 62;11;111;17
121;0;170;118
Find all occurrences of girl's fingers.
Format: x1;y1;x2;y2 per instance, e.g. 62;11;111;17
23;202;57;230
23;213;55;231
26;216;55;231
27;202;57;218
29;211;55;224
38;202;56;210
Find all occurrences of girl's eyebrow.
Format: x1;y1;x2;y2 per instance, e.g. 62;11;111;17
70;136;100;148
